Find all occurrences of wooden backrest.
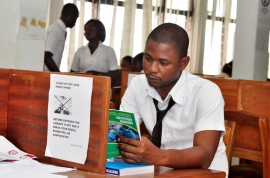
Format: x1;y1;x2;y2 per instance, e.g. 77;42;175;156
0;68;10;137
5;69;111;174
120;71;141;100
223;120;236;168
224;110;268;165
238;80;270;119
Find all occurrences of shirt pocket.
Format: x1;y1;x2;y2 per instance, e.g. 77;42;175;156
164;130;194;150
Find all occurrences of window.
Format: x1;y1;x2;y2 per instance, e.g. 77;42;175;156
203;0;237;75
59;0;236;75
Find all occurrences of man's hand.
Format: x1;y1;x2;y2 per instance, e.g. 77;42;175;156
117;136;165;165
118;130;221;169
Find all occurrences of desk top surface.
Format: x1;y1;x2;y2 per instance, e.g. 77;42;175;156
57;166;225;178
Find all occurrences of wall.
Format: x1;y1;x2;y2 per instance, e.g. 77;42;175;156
0;0;48;71
233;0;270;80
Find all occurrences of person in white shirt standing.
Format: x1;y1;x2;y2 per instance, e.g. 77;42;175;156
118;23;228;177
70;19;119;87
44;3;79;72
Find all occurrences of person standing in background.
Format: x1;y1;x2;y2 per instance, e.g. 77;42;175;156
70;19;119;86
44;3;79;72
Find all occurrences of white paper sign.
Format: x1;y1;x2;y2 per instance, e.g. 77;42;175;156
45;74;93;164
258;0;270;23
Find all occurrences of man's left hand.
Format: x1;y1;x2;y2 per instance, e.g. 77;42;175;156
117;136;165;165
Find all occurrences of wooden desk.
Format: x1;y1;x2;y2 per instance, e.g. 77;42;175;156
58;167;226;178
1;69;111;174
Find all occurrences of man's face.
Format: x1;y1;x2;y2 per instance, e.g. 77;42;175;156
143;39;189;90
67;14;78;28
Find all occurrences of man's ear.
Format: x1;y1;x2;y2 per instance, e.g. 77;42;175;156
180;56;190;70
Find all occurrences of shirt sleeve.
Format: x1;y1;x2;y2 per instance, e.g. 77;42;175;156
194;83;225;136
71;49;80;72
107;48;119;71
45;29;61;54
120;77;143;128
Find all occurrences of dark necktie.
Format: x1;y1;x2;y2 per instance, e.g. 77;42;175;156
151;97;175;148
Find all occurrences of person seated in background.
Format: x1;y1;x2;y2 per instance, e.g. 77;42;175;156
222;61;233;78
130;52;144;72
118;23;228;177
120;55;132;71
70;19;119;86
217;61;233;78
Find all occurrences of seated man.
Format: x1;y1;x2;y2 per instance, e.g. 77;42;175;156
118;23;228;176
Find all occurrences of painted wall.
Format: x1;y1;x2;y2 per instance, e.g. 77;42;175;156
233;0;270;80
0;0;48;71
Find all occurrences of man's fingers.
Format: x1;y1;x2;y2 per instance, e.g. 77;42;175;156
122;157;137;164
119;148;138;161
118;143;138;154
118;137;141;147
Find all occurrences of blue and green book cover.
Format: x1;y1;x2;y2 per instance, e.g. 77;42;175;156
106;109;140;159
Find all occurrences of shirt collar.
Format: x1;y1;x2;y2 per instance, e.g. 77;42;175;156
84;41;103;53
145;70;187;105
57;19;66;32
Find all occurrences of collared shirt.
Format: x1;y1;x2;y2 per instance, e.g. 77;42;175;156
71;42;119;73
120;70;228;176
44;19;66;71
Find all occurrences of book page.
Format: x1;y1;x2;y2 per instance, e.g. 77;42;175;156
45;74;93;164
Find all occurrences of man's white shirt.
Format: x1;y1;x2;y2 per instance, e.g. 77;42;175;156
120;70;228;176
44;19;66;71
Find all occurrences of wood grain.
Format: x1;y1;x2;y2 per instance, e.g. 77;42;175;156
238;80;270;118
5;69;111;174
224;110;269;177
0;68;10;136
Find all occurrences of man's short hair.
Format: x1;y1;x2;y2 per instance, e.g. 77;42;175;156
84;19;106;42
146;23;189;59
61;3;79;17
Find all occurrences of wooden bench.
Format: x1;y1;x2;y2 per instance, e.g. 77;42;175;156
0;68;227;177
207;78;270;119
0;68;111;174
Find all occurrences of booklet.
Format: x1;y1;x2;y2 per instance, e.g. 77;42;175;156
106;158;154;176
106;109;140;159
0;136;36;161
